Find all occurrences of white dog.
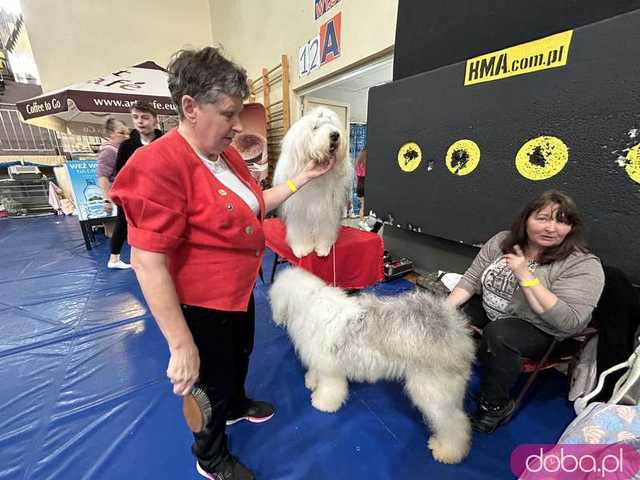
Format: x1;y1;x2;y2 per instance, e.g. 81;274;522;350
269;267;475;464
273;107;352;258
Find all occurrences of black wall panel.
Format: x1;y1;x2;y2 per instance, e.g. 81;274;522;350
394;0;640;81
368;10;640;281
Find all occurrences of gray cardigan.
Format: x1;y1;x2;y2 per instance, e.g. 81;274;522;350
456;231;605;339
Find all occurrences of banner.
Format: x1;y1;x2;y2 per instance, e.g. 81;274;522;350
465;30;573;86
65;160;115;221
320;12;341;65
314;0;340;20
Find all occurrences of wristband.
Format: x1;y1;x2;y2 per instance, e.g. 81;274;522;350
286;179;298;193
520;277;540;288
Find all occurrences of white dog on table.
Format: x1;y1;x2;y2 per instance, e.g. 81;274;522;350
269;267;475;464
273;107;352;258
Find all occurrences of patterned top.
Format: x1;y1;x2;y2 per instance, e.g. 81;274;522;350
481;258;538;320
481;257;519;320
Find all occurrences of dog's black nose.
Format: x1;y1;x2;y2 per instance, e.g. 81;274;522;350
330;131;340;142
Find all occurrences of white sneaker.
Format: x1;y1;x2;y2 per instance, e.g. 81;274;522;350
107;260;132;270
358;221;371;231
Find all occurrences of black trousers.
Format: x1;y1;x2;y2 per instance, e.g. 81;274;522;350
464;296;554;405
182;295;255;470
110;206;127;255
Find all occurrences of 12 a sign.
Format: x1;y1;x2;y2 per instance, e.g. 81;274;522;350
299;36;321;77
299;13;342;77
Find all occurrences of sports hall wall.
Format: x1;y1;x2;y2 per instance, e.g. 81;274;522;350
21;0;213;92
373;0;640;282
208;0;398;121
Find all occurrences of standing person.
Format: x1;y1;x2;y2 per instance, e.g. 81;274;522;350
107;102;163;269
446;190;605;433
110;47;336;480
355;147;367;227
96;117;129;217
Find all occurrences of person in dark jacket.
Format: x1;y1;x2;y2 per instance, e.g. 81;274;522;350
107;101;163;269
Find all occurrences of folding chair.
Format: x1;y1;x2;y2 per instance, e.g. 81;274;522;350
512;326;598;415
469;324;598;417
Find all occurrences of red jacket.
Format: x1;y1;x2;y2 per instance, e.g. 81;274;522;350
110;128;266;312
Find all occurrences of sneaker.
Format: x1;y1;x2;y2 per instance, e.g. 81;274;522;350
358;221;371;231
196;456;254;480
107;260;132;269
226;399;275;426
471;398;516;434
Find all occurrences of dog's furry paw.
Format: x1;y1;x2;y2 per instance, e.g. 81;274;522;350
427;436;441;452
291;243;314;258
428;436;468;464
304;371;318;391
311;390;344;413
314;245;332;257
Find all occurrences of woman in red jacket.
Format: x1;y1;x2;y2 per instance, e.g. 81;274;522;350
110;47;335;480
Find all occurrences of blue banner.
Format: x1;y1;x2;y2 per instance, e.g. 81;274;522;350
65;160;115;221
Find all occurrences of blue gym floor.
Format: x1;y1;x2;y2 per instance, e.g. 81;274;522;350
0;216;576;480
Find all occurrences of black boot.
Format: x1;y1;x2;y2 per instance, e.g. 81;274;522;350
471;398;516;434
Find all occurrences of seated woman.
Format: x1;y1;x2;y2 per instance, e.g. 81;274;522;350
446;190;605;433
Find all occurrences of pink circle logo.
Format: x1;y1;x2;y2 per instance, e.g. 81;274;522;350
512;444;640;479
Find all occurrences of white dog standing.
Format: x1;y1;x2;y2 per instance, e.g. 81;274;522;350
273;107;352;258
269;267;475;464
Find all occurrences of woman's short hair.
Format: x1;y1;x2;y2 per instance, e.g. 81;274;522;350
501;190;590;264
104;117;125;136
167;46;249;118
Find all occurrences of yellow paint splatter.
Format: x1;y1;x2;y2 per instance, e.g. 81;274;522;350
445;139;481;175
625;144;640;184
515;136;568;181
397;142;422;172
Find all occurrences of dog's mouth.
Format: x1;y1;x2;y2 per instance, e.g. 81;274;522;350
329;142;339;154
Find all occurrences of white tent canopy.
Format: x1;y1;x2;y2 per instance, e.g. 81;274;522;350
16;61;178;136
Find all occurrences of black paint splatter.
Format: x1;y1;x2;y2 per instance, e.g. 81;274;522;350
528;146;547;167
403;148;419;166
451;148;470;174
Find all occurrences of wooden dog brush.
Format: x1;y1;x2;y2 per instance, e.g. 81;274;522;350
183;386;212;433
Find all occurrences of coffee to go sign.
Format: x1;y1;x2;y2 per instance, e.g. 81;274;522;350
299;12;342;77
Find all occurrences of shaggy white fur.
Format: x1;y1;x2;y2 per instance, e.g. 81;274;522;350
273;107;352;258
269;267;475;464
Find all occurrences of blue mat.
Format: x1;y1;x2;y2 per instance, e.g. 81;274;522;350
0;216;576;480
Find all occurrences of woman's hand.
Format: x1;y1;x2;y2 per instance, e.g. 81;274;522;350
503;245;531;280
167;342;200;396
263;156;337;212
300;156;336;182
